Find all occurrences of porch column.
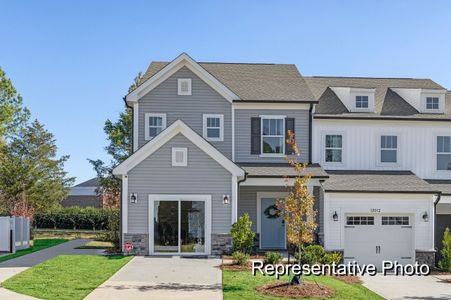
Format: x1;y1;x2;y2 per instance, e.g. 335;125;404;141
232;176;238;224
121;175;128;252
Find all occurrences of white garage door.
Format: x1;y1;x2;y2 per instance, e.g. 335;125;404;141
344;214;413;270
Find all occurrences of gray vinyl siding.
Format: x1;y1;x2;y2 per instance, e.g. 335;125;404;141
127;134;232;234
234;109;310;163
137;67;232;158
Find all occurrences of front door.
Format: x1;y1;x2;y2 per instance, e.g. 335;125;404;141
260;198;285;249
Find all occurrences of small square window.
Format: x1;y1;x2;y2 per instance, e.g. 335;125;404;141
426;97;439;110
178;79;192;95
172;147;187;167
203;114;224;141
145;113;167;140
356;95;369;108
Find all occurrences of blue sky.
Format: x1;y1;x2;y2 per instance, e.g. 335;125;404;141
1;1;451;184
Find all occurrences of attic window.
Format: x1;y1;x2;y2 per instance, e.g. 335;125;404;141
356;95;369;108
177;78;192;95
426;97;439;110
172;147;188;167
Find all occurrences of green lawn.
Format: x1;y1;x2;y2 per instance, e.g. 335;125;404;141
223;270;383;300
75;240;113;249
0;239;67;263
3;255;132;300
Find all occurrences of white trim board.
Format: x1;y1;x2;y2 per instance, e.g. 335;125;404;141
113;120;245;177
126;53;239;103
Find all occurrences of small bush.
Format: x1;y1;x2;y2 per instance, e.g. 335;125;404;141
295;245;341;265
323;251;342;264
232;251;249;266
230;213;255;254
264;251;283;265
438;227;451;271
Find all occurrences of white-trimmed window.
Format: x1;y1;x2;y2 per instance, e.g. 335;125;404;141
145;113;167;140
261;116;285;155
380;135;397;163
177;78;192;95
202;114;224;141
426;97;439;110
356;95;369;108
437;136;451;170
172;147;187;167
325;134;342;162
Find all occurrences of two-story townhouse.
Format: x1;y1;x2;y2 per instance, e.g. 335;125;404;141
305;76;451;267
113;53;325;256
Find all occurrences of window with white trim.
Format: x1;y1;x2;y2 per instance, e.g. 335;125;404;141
380;135;397;163
437;136;451;170
202;114;224;141
177;78;192;95
382;216;409;225
172;147;187;167
325;134;342;162
347;216;374;225
261;117;285;154
356;95;369;108
426;97;439;110
145;113;166;140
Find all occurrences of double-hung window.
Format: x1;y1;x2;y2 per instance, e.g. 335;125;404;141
325;134;342;162
437;136;451;170
356;95;369;108
145;113;167;140
202;114;224;141
426;97;439;110
380;135;397;163
261;117;285;155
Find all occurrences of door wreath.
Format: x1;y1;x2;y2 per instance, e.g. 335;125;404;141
264;204;280;219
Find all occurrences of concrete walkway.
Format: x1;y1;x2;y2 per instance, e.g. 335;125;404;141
0;239;102;299
85;256;223;300
362;273;451;300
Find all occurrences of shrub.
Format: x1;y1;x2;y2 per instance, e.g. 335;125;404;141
438;227;451;271
264;251;283;265
101;208;120;250
323;251;343;264
33;207;115;231
232;251;249;266
294;245;341;265
230;213;255;254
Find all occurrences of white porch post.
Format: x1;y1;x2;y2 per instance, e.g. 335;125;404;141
121;175;128;252
232;176;238;224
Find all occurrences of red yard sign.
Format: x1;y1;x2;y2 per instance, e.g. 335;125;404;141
124;242;134;253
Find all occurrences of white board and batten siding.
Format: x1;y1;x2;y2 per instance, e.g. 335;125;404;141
312;119;451;180
323;192;435;253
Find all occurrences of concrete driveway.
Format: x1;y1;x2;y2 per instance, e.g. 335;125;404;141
85;256;222;300
362;273;451;300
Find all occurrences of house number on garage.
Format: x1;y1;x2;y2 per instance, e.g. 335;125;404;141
370;208;381;213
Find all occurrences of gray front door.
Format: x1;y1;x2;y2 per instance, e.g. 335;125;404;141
260;198;285;249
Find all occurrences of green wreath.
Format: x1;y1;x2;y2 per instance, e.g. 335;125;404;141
264;204;280;219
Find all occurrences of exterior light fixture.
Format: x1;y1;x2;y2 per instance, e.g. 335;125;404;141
223;195;230;205
333;211;338;222
130;193;137;204
422;211;429;222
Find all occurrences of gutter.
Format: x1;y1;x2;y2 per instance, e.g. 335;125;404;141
308;103;313;164
434;192;442;254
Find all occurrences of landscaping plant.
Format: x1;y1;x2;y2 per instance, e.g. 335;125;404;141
438;227;451;271
232;251;249;266
230;213;255;254
295;245;342;265
264;251;283;265
276;130;317;284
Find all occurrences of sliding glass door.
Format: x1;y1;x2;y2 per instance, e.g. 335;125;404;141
153;199;206;254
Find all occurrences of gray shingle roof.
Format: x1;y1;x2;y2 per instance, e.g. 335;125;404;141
75;177;99;187
139;61;316;102
238;163;328;178
322;170;439;193
304;76;451;121
424;179;451;195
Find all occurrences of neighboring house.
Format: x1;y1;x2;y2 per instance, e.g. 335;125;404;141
113;53;450;268
62;177;102;208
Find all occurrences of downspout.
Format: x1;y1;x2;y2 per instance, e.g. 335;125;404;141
433;192;442;256
308;103;314;164
236;172;249;223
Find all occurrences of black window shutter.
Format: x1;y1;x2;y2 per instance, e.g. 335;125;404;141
285;118;295;154
251;117;261;155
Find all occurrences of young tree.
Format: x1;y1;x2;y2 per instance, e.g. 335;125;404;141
276;131;317;285
438;227;451;271
0;120;74;217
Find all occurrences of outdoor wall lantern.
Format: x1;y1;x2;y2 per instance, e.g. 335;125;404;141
129;193;138;204
422;211;429;222
332;211;338;222
223;195;230;205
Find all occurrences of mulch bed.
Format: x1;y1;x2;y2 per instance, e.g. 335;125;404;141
222;255;264;260
220;263;253;271
332;275;362;284
256;281;334;299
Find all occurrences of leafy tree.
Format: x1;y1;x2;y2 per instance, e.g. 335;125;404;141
276;131;317;285
438;227;451;271
230;213;255;254
0;120;74;217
